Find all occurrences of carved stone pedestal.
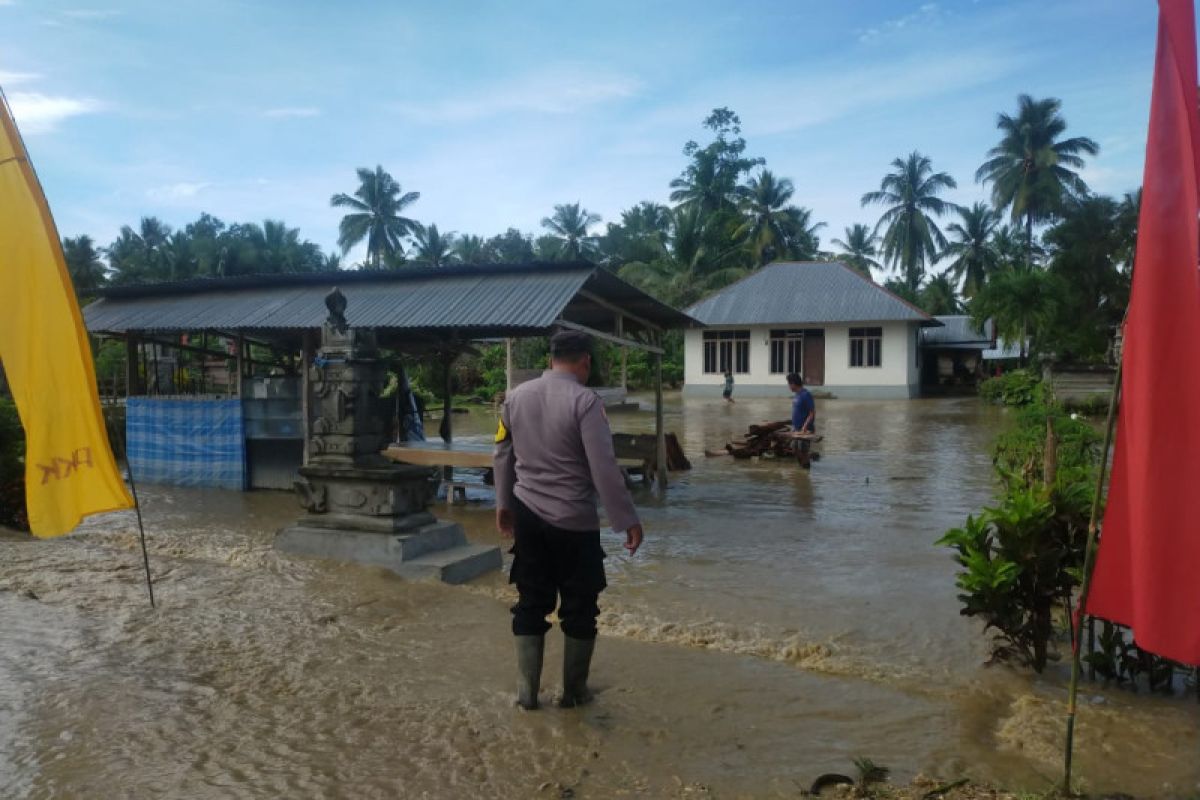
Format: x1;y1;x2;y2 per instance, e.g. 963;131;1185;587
275;289;501;584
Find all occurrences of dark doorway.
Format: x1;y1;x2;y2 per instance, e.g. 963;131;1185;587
803;330;825;386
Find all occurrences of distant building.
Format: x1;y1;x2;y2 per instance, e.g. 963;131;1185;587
920;315;1023;390
683;261;941;399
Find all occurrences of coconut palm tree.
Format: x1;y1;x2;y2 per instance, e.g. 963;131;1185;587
453;234;490;265
61;235;108;293
975;95;1099;269
540;202;601;260
861;151;958;292
830;224;882;279
105;217;174;284
1115;188;1141;272
670;148;739;216
330;165;420;268
970;267;1049;366
940;202;1000;298
919;273;964;315
990;223;1038;271
410;223;457;268
735;169;808;266
251;219;303;273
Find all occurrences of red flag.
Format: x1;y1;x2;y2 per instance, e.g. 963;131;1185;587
1086;0;1200;665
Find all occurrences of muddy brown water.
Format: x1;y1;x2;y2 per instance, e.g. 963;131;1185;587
0;395;1196;799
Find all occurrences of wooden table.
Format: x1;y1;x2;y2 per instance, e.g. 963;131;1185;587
381;443;644;504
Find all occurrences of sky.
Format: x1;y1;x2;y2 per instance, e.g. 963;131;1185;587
0;0;1169;267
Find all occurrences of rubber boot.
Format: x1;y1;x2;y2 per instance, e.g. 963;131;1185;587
515;635;544;710
558;635;596;708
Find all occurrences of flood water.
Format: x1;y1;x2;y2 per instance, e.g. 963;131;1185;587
1;395;1197;799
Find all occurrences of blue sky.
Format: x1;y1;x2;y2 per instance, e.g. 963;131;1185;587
0;0;1165;267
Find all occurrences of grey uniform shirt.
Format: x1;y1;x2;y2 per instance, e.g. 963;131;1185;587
493;369;640;533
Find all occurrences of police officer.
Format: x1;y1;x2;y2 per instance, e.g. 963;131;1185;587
493;330;644;710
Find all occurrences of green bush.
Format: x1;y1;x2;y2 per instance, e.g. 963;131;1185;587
939;399;1095;672
992;402;1101;491
979;369;1041;406
0;397;27;530
937;483;1088;672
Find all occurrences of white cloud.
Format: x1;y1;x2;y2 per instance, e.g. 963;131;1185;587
61;8;123;20
658;48;1023;139
262;107;321;118
0;70;41;86
394;67;640;124
146;181;211;201
6;91;101;133
859;2;943;43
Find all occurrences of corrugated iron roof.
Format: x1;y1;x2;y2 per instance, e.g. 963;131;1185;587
685;261;939;327
83;262;697;335
922;315;993;346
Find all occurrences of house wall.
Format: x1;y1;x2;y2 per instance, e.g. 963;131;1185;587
684;321;922;399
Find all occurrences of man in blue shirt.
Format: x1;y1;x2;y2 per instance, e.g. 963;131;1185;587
786;372;815;468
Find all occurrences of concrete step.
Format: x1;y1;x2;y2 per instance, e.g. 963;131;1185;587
396;543;503;585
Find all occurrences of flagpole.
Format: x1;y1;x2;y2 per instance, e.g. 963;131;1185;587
102;409;155;608
1062;359;1122;793
124;455;155;608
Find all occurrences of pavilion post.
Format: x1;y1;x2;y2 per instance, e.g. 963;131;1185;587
124;334;140;397
442;350;454;482
235;335;246;396
505;338;514;393
301;330;314;466
654;347;667;497
616;315;627;391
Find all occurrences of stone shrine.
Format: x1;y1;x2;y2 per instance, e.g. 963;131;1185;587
275;289;501;583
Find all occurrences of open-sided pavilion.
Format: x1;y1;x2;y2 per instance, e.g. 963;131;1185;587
83;261;698;492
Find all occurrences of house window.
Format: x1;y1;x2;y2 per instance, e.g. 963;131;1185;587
703;330;750;374
769;329;805;374
849;326;883;368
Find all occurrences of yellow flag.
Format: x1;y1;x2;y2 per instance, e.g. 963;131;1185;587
0;92;134;537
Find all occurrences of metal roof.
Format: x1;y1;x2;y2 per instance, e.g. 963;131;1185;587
922;315;993;347
685;261;939;327
83;262;697;338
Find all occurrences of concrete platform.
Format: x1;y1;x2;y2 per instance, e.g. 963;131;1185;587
274;520;501;584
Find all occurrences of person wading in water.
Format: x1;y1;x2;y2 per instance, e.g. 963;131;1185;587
722;369;735;403
493;330;644;710
787;372;816;468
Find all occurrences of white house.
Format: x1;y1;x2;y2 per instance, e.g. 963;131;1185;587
683;261;941;399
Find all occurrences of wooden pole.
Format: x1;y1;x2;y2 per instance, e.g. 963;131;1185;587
654;348;667;497
235;334;246;397
616;315;627;391
1063;359;1122;794
505;338;514;392
125;334;139;397
442;350;454;482
301;331;313;466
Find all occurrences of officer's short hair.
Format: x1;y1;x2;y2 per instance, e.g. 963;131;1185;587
786;372;803;387
550;330;593;363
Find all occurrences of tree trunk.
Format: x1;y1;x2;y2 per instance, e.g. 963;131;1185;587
1025;212;1034;271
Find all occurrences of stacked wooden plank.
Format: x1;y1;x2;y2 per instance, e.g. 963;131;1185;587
715;421;822;460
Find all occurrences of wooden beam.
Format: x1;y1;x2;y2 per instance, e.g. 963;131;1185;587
655;348;667;496
125;334;139;397
616;315;627;391
554;319;663;355
301;330;314;466
236;335;245;397
505;338;515;392
577;289;662;334
442;350;454;482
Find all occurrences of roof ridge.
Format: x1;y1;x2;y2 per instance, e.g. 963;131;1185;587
829;260;935;322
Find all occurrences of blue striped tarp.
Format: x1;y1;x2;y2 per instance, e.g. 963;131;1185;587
126;398;246;490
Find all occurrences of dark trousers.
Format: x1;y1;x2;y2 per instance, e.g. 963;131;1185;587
509;498;607;640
